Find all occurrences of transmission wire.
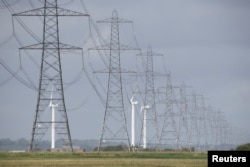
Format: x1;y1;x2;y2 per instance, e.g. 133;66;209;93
3;0;41;42
0;58;37;90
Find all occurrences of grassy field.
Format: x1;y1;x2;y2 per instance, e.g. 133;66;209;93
0;152;207;167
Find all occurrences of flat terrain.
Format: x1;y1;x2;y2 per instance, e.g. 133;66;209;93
0;152;207;167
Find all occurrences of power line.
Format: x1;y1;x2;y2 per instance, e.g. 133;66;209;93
0;33;14;48
0;0;20;9
3;0;41;42
0;66;20;87
0;58;37;90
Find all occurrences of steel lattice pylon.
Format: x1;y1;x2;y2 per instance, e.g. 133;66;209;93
158;72;178;150
89;10;139;151
188;91;199;150
138;46;163;149
177;83;190;149
13;0;88;151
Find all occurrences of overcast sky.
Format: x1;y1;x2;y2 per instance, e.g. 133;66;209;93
0;0;249;145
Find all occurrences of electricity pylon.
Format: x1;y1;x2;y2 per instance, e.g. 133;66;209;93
158;72;178;150
13;0;89;151
89;10;139;151
197;95;208;151
177;83;190;149
138;46;163;149
188;91;199;150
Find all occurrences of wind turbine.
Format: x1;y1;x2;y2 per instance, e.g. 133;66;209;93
130;95;138;147
49;88;58;150
140;105;150;149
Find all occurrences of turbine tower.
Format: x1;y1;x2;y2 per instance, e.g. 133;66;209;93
49;89;58;150
130;95;138;148
13;0;89;151
89;10;139;151
140;105;150;149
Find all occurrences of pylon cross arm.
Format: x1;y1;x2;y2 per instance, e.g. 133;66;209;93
97;18;132;23
13;7;89;17
19;43;82;50
89;44;140;51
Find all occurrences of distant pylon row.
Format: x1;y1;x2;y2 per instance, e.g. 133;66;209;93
128;72;234;151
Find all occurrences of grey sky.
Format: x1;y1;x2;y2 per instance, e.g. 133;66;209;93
0;0;249;145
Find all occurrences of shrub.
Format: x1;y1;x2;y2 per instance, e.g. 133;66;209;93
235;143;250;151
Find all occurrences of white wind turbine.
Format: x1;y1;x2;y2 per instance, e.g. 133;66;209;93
130;95;138;147
140;105;150;149
49;88;58;150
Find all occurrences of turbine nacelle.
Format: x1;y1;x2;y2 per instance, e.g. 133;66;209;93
140;105;150;113
49;88;58;108
130;95;138;105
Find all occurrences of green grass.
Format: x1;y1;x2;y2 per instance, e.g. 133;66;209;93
0;152;207;167
0;151;207;159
